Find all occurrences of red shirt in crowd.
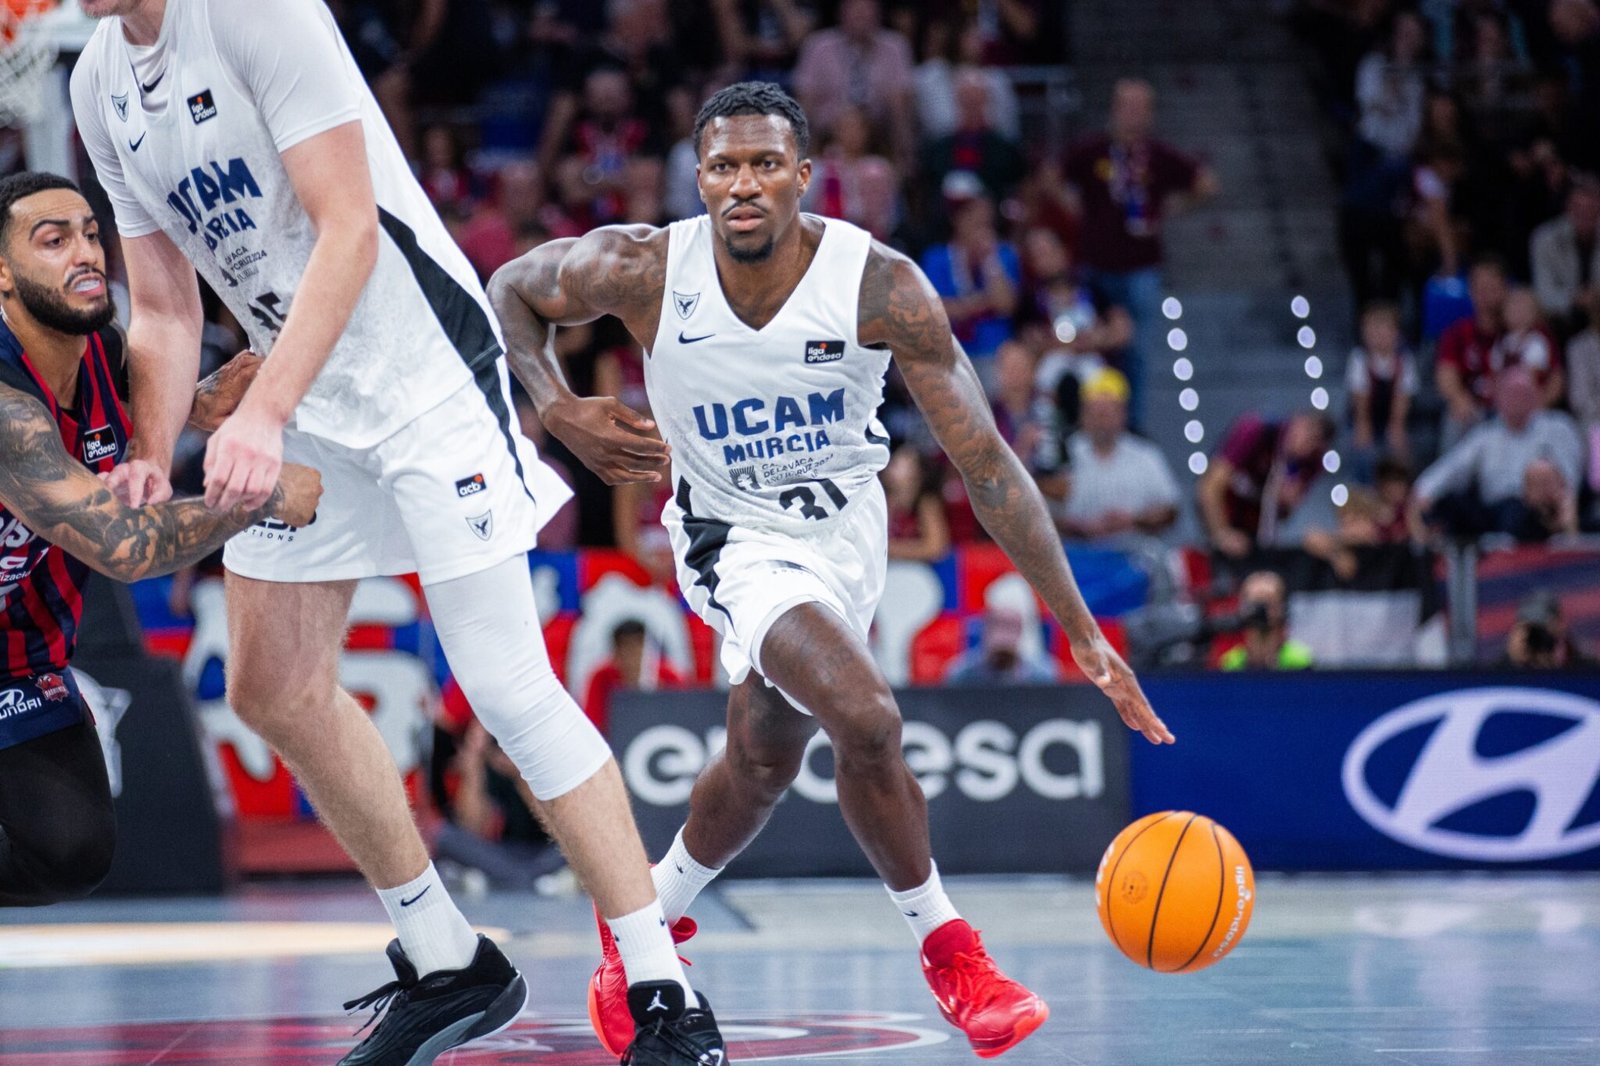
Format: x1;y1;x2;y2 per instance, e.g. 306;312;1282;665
1436;319;1564;408
1217;415;1323;538
1063;133;1200;273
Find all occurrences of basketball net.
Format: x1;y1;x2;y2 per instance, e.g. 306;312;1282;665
0;0;60;128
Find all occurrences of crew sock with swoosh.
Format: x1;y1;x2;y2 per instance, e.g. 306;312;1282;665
377;862;480;975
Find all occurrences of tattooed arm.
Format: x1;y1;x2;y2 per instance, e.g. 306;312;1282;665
859;245;1173;744
488;226;671;485
188;350;264;433
0;385;320;583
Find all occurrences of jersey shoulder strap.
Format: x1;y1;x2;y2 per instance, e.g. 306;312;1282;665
0;322;45;403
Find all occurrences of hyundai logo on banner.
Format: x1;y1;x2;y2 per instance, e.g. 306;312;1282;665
1342;687;1600;861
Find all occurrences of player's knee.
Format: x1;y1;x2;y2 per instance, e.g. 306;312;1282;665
469;667;611;801
17;809;116;905
728;739;806;798
225;669;330;739
828;692;903;769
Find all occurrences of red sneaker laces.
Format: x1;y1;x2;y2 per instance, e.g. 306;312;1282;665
942;949;1006;1012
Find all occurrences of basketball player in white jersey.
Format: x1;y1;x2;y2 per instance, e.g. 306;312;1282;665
490;82;1175;1059
68;2;724;1064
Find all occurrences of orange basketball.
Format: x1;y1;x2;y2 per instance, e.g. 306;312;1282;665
1094;810;1255;973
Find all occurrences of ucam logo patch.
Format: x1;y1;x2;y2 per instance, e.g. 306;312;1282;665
805;339;845;364
1342;687;1600;861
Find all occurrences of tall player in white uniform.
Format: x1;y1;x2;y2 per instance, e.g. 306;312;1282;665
68;2;725;1064
490;82;1176;1059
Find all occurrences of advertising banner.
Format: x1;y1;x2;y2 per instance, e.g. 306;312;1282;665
612;685;1132;876
1136;673;1600;870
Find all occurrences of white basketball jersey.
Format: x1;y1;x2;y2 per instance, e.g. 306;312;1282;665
647;215;892;532
70;0;494;448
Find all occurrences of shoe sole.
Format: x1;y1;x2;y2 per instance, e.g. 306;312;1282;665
403;974;530;1066
587;971;630;1056
969;998;1050;1059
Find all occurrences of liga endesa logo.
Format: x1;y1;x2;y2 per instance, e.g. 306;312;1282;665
1342;687;1600;862
0;1012;947;1064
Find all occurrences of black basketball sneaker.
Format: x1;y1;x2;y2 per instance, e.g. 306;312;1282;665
621;980;728;1065
337;934;527;1066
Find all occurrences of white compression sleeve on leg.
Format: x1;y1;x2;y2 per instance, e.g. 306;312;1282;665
424;554;612;800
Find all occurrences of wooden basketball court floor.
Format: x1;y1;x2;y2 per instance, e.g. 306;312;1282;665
1;873;1597;1065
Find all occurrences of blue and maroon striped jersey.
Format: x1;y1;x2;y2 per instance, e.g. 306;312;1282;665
0;320;130;678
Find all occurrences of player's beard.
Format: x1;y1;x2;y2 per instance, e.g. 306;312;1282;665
723;231;776;264
10;270;116;335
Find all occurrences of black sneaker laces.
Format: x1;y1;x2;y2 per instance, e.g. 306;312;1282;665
621;1013;716;1064
343;979;411;1036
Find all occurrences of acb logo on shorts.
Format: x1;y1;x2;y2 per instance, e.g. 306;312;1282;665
455;473;487;498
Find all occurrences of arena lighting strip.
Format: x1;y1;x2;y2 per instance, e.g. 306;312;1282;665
1291;295;1349;507
1167;294;1347;506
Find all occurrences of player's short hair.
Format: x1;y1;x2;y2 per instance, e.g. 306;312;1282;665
0;172;82;248
693;81;810;160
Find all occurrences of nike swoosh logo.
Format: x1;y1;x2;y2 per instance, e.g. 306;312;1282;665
679;332;716;344
903;910;919;917
128;132;146;152
141;73;163;93
400;885;431;907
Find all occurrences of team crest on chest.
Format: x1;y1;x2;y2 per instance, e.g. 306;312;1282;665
672;290;700;320
110;92;129;122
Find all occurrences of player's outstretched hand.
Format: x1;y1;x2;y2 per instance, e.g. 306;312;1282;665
545;395;671;485
205;404;285;512
188;350;265;432
268;463;322;527
101;459;173;508
1072;633;1175;745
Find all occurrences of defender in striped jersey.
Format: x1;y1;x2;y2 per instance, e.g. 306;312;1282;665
0;172;319;906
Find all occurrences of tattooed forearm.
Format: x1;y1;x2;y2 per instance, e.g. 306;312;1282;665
860;245;1099;642
0;387;276;583
488;225;664;415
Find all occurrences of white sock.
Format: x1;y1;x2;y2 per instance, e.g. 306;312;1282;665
887;861;962;946
608;899;693;997
377;863;480;976
651;828;722;924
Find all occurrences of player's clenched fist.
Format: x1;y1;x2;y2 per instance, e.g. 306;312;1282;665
544;394;671;486
267;463;322;528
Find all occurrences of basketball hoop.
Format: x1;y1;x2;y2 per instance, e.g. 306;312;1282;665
0;0;60;128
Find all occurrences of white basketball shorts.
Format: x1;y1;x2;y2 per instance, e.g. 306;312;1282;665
223;360;572;586
664;477;888;689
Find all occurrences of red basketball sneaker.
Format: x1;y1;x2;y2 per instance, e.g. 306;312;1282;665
587;907;699;1055
920;919;1049;1058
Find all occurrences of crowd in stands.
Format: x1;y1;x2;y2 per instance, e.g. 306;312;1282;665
1293;0;1600;548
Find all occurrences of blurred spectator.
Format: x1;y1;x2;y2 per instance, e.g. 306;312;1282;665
1413;366;1584;541
1355;10;1429;161
1056;368;1179;541
1304;469;1411;582
583;620;684;734
792;0;915;159
946;604;1058;684
1502;589;1596;668
455;163;545;279
430;686;563;891
417;124;483;216
514;393;579;551
1016;226;1132;410
882;446;951;562
612;477;677;584
1530;176;1600;337
1549;0;1600;137
554;67;665;225
915;18;1020;142
919;67;1026;204
801;105;902;239
1218;571;1315;671
1567;287;1600;492
1494;285;1567;407
1198;411;1335;559
663;88;708;222
1407;91;1478;280
1346;300;1418;475
1436;257;1510;441
711;0;814;82
1064;79;1217;424
990;340;1068;502
921;186;1021;364
1454;9;1536;146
